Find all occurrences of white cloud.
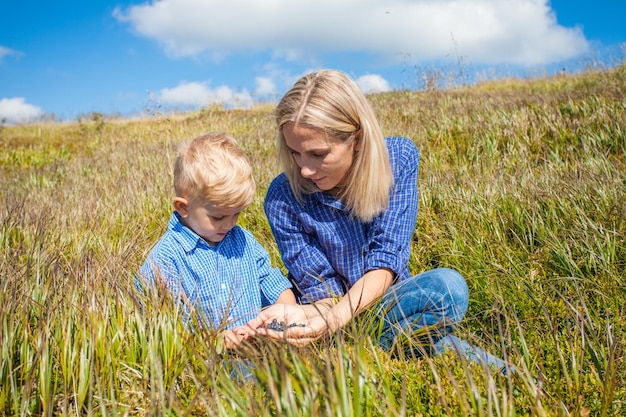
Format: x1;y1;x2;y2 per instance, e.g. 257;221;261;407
155;70;391;110
0;98;44;124
356;74;391;93
0;46;23;62
158;81;254;109
254;76;277;97
114;0;589;66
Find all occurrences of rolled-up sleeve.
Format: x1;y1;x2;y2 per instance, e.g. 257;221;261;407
364;137;419;279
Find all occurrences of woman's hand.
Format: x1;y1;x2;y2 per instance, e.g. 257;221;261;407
239;303;334;346
235;269;392;347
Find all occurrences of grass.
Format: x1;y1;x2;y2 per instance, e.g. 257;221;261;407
1;64;624;416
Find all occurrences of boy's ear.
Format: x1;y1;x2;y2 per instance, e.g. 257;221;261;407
173;197;189;217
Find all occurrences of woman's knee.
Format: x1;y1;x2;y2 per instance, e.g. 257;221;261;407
415;267;468;323
438;267;469;321
439;268;468;297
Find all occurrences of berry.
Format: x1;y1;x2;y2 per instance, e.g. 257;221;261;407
258;319;306;331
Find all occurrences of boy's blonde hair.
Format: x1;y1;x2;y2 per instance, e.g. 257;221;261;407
275;69;393;222
174;132;255;208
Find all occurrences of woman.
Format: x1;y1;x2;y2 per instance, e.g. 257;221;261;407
246;70;506;368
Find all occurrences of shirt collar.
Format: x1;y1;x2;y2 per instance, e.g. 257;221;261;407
313;191;347;211
168;212;212;253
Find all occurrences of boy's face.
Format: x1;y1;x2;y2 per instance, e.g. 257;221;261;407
175;198;242;245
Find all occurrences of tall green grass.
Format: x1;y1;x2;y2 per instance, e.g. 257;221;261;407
1;65;624;415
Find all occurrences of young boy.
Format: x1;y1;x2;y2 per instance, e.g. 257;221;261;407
139;132;295;348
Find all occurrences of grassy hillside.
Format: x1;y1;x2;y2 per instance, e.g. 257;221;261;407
1;65;624;416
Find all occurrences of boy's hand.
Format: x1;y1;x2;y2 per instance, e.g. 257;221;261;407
223;330;246;350
231;324;257;339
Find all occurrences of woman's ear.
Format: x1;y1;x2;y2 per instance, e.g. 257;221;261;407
173;197;189;217
353;128;362;152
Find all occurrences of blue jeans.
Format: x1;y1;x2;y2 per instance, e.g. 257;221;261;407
376;268;510;372
377;267;468;352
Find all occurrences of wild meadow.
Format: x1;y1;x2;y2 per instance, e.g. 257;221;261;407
1;64;624;416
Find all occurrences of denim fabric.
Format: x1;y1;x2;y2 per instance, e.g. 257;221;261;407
376;267;510;373
433;335;513;374
224;357;256;382
377;267;468;352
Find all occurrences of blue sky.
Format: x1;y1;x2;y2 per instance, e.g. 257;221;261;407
1;0;625;124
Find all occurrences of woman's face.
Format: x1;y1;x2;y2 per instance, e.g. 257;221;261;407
283;122;359;194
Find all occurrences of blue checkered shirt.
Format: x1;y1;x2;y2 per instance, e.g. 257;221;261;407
264;136;420;303
139;212;292;328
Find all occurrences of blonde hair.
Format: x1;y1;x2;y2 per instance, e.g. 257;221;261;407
276;69;393;222
174;132;255;208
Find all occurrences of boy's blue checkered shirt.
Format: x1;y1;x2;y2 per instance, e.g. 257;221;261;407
264;136;420;303
139;212;292;329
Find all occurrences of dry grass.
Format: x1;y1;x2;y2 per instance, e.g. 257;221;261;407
1;65;624;416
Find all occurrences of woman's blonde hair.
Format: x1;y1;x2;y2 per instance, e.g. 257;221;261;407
174;132;255;208
276;69;393;222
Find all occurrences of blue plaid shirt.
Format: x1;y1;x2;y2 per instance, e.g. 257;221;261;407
264;136;420;303
139;212;292;328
